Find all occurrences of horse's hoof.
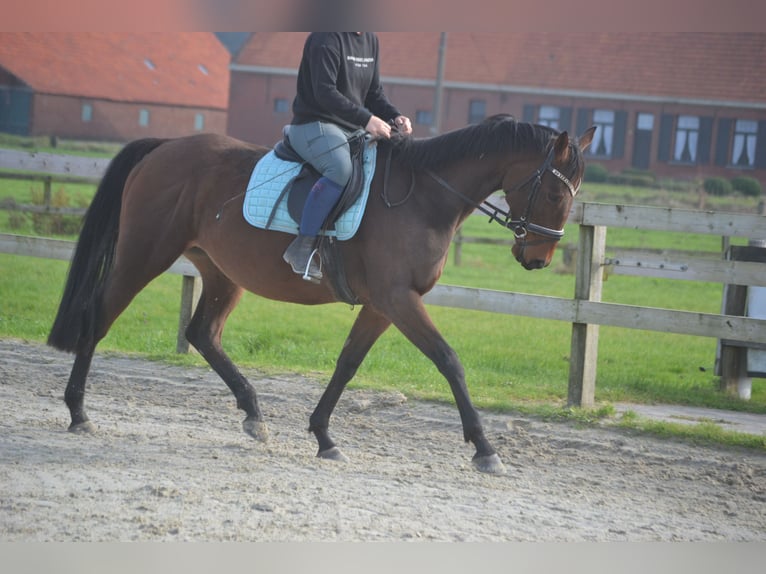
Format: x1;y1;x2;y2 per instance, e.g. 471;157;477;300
317;446;349;463
472;453;507;475
243;419;269;442
68;420;96;434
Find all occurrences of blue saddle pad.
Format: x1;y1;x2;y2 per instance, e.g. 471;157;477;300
242;141;377;240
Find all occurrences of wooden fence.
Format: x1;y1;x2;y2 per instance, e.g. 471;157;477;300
2;148;766;406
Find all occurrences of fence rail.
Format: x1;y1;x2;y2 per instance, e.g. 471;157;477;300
0;148;104;213
2;148;766;406
0;148;109;178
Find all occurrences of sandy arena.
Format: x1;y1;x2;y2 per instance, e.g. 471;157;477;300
0;339;764;541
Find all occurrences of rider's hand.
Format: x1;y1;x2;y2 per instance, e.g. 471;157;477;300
393;115;413;135
365;115;392;139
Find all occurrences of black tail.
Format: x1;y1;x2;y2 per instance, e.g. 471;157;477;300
48;138;168;353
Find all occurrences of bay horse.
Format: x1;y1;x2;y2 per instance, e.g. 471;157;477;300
48;114;594;474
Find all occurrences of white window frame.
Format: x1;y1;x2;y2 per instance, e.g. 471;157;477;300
731;119;757;167
673;115;699;163
415;110;433;126
194;113;205;131
468;99;486;124
538;106;560;130
588;109;616;157
81;103;92;123
273;98;289;113
636;113;654;131
139;109;150;127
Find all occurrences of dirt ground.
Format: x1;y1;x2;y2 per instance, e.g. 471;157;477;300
0;339;764;541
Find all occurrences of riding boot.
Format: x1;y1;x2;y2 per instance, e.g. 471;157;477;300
284;177;344;284
283;234;322;283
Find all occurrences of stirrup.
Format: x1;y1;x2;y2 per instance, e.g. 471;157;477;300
283;235;323;283
301;247;322;284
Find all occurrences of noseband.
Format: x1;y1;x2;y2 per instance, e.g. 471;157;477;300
426;146;579;242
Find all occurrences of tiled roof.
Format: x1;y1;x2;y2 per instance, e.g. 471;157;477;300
0;33;230;109
235;33;766;105
233;32;306;69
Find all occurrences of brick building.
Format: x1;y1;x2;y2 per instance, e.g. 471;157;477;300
227;33;766;187
0;33;230;142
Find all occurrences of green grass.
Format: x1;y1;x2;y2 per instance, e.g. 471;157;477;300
581;181;762;214
616;410;766;449
0;178;95;237
0;132;122;157
2;219;763;417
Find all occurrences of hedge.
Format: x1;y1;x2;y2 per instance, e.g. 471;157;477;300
703;177;733;196
730;176;762;198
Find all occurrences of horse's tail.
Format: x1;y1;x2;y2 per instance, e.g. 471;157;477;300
48;138;168;354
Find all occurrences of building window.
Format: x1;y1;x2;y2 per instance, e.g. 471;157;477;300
468;99;486;124
588;110;615;157
538;106;560;130
636;113;654;131
673;115;699;163
139;109;150;127
81;103;92;122
194;113;205;131
415;110;433;125
732;119;757;167
273;98;289;113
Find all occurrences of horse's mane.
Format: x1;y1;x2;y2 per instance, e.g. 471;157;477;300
387;114;583;179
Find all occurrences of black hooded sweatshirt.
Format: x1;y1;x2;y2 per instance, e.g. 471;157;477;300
291;32;401;131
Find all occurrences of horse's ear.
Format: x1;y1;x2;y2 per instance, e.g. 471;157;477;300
578;126;597;152
553;131;570;161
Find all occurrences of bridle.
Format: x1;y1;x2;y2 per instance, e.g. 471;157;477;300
426;146;579;243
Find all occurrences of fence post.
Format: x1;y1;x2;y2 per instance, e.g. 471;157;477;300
453;229;463;266
567;223;606;407
43;176;52;207
718;251;748;397
176;275;202;354
717;238;766;398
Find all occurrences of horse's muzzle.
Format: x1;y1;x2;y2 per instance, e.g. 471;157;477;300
512;243;549;270
520;257;547;270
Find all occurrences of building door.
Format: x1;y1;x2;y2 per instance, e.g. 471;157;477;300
632;113;654;170
0;87;32;136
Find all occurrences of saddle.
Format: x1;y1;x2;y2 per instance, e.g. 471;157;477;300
267;127;369;306
268;126;368;234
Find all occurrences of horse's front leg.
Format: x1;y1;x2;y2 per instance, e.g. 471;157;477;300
309;305;391;461
385;290;506;475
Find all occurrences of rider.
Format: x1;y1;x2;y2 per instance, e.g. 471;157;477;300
283;32;413;282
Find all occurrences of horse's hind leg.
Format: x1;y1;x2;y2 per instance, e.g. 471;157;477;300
62;259;173;432
309;305;392;461
64;349;96;432
183;250;267;441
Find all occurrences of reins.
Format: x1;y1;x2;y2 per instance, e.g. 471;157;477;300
381;145;415;208
424;146;578;243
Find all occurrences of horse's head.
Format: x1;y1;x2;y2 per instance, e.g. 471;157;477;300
503;127;596;270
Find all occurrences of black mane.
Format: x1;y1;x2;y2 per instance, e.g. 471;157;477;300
388;114;556;170
385;114;586;186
